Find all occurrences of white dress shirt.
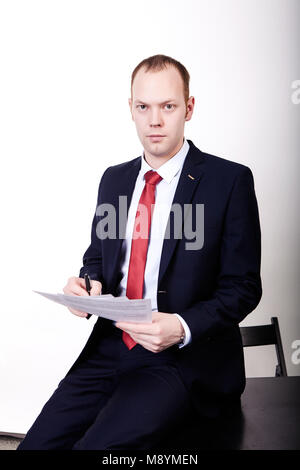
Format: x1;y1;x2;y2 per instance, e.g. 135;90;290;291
118;137;192;348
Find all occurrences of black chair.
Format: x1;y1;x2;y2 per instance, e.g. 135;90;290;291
160;317;288;450
240;316;287;377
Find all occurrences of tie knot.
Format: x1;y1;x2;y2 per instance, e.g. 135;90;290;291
144;170;163;186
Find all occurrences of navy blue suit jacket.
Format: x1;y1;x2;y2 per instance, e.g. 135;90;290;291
77;139;262;416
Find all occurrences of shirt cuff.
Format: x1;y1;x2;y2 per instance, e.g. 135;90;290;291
174;314;192;348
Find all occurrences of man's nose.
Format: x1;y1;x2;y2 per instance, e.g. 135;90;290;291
149;108;163;127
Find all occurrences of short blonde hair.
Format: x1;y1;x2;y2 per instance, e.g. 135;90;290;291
131;54;190;103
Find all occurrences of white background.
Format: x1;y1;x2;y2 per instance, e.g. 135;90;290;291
0;0;299;434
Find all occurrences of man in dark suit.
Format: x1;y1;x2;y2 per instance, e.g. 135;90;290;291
18;54;262;450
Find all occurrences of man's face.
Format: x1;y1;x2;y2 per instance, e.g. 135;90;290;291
129;66;194;163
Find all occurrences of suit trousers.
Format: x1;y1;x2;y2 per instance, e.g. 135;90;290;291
18;323;193;450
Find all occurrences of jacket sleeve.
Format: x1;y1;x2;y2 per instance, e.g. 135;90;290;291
78;168;110;284
179;166;262;342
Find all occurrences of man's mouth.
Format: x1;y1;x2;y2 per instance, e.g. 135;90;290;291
147;135;166;141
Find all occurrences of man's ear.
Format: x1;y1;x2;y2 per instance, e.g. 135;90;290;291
185;96;195;121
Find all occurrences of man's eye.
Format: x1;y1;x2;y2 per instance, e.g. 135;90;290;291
165;104;174;110
137;105;147;110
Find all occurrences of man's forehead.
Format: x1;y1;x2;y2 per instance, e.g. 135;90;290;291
132;68;184;101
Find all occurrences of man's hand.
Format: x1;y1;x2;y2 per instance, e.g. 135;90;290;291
63;276;102;318
115;311;184;353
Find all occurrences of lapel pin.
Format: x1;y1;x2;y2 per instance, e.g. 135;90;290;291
188;174;195;180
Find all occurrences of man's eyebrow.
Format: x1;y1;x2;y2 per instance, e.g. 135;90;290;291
133;99;177;105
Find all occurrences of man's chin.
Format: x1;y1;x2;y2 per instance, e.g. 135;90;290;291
144;143;170;158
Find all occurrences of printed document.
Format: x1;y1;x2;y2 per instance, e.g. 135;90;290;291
34;291;152;322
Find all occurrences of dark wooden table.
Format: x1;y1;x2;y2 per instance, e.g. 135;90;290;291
159;377;300;450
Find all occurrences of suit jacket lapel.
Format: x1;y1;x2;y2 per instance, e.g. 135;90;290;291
107;156;141;287
158;141;205;286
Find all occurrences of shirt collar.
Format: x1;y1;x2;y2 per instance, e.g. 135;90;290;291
141;137;190;184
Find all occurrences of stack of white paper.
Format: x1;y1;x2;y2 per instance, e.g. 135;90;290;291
34;291;152;323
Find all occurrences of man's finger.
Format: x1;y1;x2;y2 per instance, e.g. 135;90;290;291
65;285;89;296
68;307;88;318
90;281;102;295
135;338;161;353
116;322;153;334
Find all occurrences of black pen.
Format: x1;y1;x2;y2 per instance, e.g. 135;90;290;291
84;273;92;320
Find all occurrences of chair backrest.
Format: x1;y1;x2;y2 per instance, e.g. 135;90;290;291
240;317;287;377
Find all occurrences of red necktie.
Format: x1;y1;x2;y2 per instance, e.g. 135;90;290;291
122;170;163;349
